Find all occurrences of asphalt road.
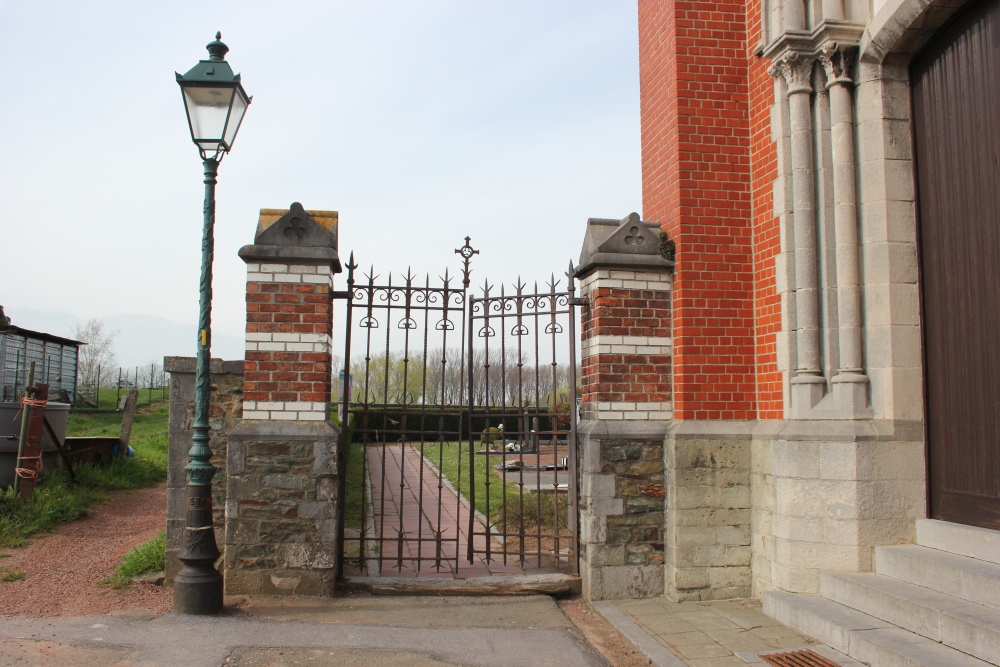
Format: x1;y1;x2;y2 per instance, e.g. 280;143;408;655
0;595;608;667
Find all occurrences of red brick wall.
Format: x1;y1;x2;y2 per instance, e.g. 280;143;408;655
581;282;672;407
747;0;782;419
243;280;332;405
639;0;756;420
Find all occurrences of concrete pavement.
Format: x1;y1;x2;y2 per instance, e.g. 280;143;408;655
595;597;863;667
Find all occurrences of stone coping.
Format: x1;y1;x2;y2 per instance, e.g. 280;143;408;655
163;356;244;375
579;419;672;439
228;419;340;441
238;244;342;272
576;214;674;280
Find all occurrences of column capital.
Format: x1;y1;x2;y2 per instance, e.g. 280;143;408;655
768;51;816;95
819;41;856;88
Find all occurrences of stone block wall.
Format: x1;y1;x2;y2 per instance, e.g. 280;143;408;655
164;356;244;583
664;423;752;601
751;420;925;595
579;422;666;600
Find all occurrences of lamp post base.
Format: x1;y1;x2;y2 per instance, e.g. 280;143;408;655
173;566;223;615
173;482;223;615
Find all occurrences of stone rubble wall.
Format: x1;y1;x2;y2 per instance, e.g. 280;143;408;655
223;421;339;597
164;357;244;583
579;423;667;600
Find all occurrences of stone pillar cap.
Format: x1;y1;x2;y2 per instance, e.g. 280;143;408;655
576;212;674;279
238;202;342;272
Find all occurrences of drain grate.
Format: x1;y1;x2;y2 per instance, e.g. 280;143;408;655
759;649;843;667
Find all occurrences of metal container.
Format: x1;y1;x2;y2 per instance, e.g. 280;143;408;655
0;401;70;488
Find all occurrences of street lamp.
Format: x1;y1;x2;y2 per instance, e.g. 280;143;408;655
173;32;251;615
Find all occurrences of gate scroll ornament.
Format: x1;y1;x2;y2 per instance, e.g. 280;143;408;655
336;240;580;579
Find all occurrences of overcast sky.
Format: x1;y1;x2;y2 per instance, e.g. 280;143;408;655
0;1;641;369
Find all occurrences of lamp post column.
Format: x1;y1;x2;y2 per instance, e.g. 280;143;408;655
173;157;223;615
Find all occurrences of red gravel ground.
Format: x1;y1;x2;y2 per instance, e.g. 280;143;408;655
0;483;172;618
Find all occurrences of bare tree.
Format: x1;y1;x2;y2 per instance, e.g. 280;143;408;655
73;318;119;387
137;360;163;388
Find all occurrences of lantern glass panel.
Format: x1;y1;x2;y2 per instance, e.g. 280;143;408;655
182;85;236;147
223;88;249;150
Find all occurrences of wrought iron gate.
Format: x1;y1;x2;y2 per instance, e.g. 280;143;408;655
336;239;579;578
465;274;580;572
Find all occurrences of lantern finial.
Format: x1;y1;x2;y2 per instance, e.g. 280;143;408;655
206;33;229;61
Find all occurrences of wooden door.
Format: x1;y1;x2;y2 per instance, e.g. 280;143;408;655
912;0;1000;530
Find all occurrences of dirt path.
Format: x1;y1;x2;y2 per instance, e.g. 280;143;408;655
0;483;171;618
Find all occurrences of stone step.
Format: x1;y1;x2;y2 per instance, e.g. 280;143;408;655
876;545;1000;612
763;591;890;655
764;592;996;667
821;571;1000;663
917;519;1000;566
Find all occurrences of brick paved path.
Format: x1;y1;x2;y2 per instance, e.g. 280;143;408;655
365;444;539;578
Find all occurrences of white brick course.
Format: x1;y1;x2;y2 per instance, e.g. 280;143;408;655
582;334;672;358
590;401;673;421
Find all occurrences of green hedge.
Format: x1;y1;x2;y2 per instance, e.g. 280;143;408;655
345;405;570;443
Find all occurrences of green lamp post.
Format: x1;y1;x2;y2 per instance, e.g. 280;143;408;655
173;32;251;615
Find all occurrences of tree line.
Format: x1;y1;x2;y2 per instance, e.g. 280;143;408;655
337;347;578;408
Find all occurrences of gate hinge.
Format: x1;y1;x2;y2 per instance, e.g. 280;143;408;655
569;297;588;306
331;290;351;300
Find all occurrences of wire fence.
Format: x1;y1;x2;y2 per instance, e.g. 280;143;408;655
73;363;170;410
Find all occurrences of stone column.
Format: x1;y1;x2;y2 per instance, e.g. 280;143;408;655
783;0;806;30
576;214;672;600
771;52;827;413
821;0;844;21
224;203;343;597
821;42;869;415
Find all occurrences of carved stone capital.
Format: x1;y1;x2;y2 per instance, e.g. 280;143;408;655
818;41;856;88
768;51;815;96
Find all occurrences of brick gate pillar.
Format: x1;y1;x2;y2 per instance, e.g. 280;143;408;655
576;214;673;600
224;203;343;597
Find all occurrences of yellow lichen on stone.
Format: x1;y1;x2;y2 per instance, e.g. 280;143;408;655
256;207;338;236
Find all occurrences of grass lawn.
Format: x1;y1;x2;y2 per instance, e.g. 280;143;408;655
0;402;169;548
343;443;365;530
102;530;165;589
418;442;565;532
74;386;169;411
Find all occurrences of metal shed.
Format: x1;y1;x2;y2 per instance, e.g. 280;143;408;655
0;326;81;403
